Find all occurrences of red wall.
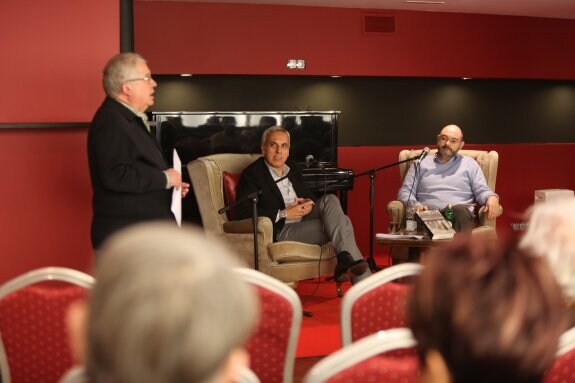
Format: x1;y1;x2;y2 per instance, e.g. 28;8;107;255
0;128;93;281
0;0;574;283
0;0;118;122
135;2;575;80
0;0;118;283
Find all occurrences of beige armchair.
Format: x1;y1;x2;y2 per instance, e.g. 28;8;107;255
386;149;501;232
188;153;336;285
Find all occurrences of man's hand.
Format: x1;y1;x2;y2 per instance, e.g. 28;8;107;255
166;168;182;188
286;198;314;219
181;182;190;198
416;204;428;212
483;195;501;220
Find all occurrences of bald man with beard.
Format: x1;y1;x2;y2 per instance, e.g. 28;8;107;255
398;124;500;232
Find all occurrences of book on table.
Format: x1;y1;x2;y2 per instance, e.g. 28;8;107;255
416;210;456;240
375;233;425;240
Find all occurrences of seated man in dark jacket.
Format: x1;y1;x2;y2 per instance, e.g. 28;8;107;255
236;126;370;295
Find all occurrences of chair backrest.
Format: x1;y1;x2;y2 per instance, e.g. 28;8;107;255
234;268;302;383
341;263;423;346
0;267;95;383
188;153;262;234
398;149;499;192
543;326;575;383
302;328;419;383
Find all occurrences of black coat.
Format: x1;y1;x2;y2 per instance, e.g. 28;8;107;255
88;97;174;248
236;157;316;241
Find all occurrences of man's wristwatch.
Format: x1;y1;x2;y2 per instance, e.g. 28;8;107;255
279;209;287;220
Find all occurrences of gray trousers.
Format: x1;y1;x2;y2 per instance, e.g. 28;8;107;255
453;204;475;232
277;194;371;281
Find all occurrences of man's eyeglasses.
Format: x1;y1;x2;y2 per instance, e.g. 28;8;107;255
124;76;153;83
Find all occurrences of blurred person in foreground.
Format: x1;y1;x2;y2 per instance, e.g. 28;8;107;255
80;222;258;383
88;52;189;250
408;236;567;383
520;197;575;325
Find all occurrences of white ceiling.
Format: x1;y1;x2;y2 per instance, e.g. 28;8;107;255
141;0;575;20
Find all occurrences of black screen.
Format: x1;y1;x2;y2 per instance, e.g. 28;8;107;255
151;111;340;168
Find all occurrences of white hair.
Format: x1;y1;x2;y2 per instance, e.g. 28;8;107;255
86;222;258;383
519;197;575;300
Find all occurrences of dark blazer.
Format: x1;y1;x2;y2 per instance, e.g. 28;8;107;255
236;157;316;241
88;97;174;249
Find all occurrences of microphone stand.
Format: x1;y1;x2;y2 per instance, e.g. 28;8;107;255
220;181;315;318
355;157;418;271
218;191;260;270
216;174;289;272
323;155;421;272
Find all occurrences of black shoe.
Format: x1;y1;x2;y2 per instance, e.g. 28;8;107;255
334;251;368;297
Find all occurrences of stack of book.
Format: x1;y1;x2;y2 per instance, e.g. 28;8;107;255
416;210;456;240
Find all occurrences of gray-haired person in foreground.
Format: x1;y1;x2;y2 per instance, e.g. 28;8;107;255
520;196;575;325
85;222;259;383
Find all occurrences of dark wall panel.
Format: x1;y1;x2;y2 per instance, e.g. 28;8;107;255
151;75;575;146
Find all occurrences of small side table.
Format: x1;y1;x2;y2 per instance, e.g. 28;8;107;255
376;233;453;264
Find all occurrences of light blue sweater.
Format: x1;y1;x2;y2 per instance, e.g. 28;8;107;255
397;154;498;211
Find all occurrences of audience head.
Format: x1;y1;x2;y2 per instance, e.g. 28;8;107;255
102;52;157;112
436;124;464;161
86;222;258;383
520;197;575;304
408;236;567;383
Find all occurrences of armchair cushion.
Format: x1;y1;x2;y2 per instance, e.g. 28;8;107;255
222;171;240;220
268;241;333;263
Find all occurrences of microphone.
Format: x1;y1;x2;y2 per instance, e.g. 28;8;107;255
305;155;323;169
416;147;430;163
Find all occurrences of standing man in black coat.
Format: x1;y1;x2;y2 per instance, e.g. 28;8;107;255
236;126;370;295
88;53;189;249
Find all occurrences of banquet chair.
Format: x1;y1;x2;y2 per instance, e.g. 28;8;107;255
58;365;86;383
543;326;575;383
302;328;419;383
57;365;260;383
341;263;423;346
0;267;94;383
188;153;336;286
235;267;302;383
387;148;502;232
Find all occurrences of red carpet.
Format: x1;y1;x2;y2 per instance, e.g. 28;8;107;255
295;254;390;358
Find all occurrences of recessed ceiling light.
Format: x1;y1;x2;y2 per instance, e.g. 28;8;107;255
180;74;192;77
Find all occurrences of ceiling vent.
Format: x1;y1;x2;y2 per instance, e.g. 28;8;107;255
362;13;396;35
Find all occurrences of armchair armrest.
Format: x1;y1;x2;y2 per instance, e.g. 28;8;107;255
387;200;502;231
221;217;275;270
477;204;503;228
223;217;273;234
